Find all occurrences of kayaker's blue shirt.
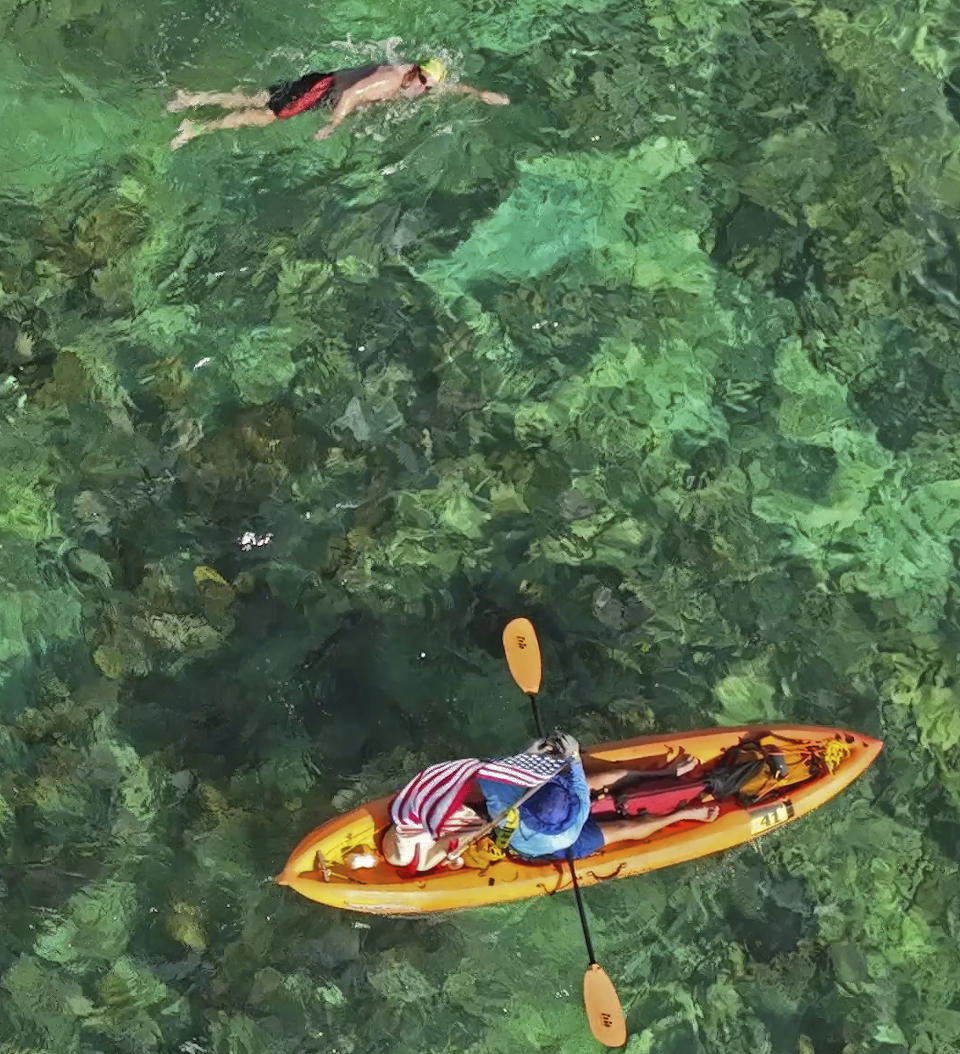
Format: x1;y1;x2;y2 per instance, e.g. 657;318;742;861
476;758;591;858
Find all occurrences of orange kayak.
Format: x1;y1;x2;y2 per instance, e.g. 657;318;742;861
277;723;882;915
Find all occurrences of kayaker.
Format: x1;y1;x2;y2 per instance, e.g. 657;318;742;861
166;58;510;149
478;734;719;863
382;736;719;874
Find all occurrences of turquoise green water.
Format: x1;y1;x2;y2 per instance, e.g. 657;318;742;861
2;0;960;1049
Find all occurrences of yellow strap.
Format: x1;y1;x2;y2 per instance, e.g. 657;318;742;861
461;807;521;869
460;837;506;869
494;806;520;850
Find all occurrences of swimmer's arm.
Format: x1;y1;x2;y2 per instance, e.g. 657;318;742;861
314;70;402;140
443;83;511;105
314;93;362;140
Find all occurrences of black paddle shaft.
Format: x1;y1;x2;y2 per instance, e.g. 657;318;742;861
523;680;598;967
528;693;545;738
566;848;597;965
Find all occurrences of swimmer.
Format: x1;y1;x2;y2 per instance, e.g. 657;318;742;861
166;58;510;149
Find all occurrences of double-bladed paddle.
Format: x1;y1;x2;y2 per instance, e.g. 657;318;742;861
502;617;628;1048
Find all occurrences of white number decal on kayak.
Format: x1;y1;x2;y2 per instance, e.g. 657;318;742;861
749;799;795;835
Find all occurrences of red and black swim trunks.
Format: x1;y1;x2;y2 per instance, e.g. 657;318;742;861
267;72;335;120
266;64;383;120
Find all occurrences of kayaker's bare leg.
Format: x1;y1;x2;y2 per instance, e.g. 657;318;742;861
598;804;720;845
167;89;270;112
586;753;699;794
170;109;276;149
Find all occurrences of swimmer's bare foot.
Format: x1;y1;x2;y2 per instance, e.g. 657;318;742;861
679;805;720;822
170;119;199;150
166;90;192;113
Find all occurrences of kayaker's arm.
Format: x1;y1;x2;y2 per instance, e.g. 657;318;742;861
568;758;591;833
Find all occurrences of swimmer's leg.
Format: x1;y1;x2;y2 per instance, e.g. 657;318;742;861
169;109;276;149
167;89;270;113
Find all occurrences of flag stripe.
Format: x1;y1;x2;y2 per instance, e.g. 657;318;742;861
422;759;481;835
401;760;455;817
390;759;480;834
390;752;567;837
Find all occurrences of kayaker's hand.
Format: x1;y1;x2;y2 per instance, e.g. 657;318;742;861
552;732;580;759
527;737;556;755
528;733;579;758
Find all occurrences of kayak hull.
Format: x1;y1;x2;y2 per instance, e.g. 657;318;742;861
277;723;882;915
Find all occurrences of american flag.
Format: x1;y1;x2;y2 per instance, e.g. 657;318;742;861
390;752;567;838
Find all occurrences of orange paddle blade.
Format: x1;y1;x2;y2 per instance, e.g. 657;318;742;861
502;618;542;694
583;963;627;1047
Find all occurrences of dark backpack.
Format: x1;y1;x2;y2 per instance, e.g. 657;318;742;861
707;734;824;805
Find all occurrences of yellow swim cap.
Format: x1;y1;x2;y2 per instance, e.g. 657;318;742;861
420;58;448;84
